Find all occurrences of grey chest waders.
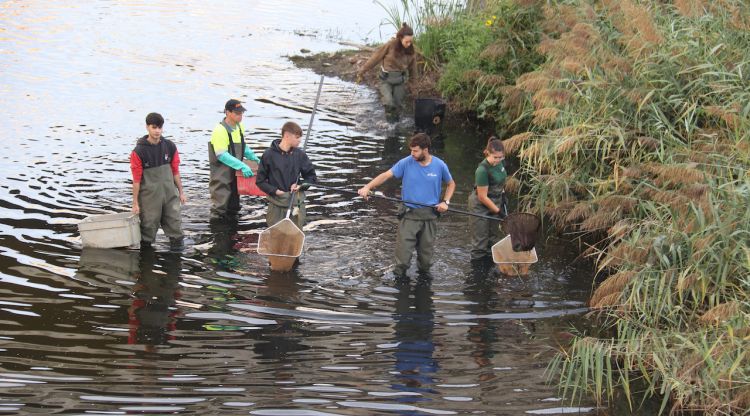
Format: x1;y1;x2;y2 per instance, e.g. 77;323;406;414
139;164;182;242
209;126;245;219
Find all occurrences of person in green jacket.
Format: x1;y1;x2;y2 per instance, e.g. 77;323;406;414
468;136;507;261
208;99;261;221
356;23;418;121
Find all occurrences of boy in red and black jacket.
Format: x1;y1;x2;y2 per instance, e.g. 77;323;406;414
130;113;186;250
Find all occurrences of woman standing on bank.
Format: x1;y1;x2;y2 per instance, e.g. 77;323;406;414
469;136;507;261
357;23;418;121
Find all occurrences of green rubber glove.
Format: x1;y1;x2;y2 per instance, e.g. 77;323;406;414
217;152;253;177
244;146;260;163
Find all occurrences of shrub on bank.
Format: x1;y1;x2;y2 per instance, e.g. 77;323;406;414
417;0;545;128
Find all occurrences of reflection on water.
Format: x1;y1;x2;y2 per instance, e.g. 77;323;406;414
0;0;596;414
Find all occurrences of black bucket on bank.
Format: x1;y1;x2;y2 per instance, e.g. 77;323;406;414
414;97;446;136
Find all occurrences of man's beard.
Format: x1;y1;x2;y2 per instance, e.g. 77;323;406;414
414;154;426;162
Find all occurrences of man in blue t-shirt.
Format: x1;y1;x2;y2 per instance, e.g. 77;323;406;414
358;133;456;278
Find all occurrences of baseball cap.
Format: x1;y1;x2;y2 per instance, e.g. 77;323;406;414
225;99;247;113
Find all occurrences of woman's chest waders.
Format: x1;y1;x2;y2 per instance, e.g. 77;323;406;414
138;164;182;243
379;70;408;112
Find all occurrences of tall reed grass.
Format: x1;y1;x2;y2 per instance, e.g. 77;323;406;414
498;1;750;414
400;0;750;413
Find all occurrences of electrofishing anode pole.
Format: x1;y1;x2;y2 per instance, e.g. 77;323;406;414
312;183;506;222
285;74;325;217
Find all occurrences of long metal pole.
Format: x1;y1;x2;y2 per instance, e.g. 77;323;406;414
286;75;325;218
312;183;506;222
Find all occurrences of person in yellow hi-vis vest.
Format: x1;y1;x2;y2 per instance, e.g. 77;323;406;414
208;99;261;221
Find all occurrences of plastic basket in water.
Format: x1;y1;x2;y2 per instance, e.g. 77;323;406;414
257;218;305;271
236;160;267;196
78;212;141;249
491;235;538;276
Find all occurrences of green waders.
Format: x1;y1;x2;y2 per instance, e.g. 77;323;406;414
468;184;505;260
379;70;407;119
266;192;306;230
138;164;182;244
394;206;438;276
208;141;244;220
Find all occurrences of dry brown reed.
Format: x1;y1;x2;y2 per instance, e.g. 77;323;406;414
636;136;660;151
605;0;663;58
621;165;643;178
692;234;715;252
679;183;709;201
478;73;506;88
505;176;520;194
607;219;635;240
590;270;637;309
556;134;580;154
642;188;691;215
560;57;586;75
461;69;484;84
544;201;575;229
700;301;740;325
499;85;525;115
532;107;559;126
650;163;704;187
591;292;622;309
624;88;648;105
704;105;744;130
675;272;700;293
516;71;552;93
599;195;637;214
674;0;707;18
601;242;648;268
503;132;533;154
566;201;594;223
541;4;579;34
580;208;621;232
532;88;573;108
521;141;543;159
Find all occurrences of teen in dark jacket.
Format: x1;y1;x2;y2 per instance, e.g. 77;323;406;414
256;122;317;229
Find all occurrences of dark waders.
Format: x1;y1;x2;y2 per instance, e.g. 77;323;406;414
208;138;245;220
394;206;438;277
468;184;505;260
138;164;182;243
266;192;306;230
379;69;407;119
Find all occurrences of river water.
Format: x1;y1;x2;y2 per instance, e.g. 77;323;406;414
0;1;596;414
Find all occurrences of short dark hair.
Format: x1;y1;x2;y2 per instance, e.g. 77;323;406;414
281;121;303;137
145;112;164;127
409;132;431;150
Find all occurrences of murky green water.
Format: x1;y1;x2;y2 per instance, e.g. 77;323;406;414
0;1;596;414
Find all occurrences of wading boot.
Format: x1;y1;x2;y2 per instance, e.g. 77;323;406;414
169;237;184;252
384;106;400;124
140;240;153;250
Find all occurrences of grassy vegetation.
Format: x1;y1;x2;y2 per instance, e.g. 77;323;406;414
378;0;750;413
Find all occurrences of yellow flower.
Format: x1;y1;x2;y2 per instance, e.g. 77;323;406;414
485;20;492;26
492;15;497;19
